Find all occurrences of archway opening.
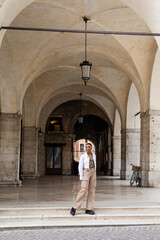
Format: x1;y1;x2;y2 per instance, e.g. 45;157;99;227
72;139;95;175
42;100;112;177
71;115;112;176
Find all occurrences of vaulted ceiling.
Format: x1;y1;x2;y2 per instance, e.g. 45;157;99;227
0;0;158;128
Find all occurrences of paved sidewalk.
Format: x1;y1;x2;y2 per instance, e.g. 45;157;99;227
0;225;160;240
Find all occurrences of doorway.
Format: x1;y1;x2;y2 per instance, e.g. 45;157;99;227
45;144;62;175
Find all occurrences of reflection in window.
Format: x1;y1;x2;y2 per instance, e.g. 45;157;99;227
80;144;84;152
54;147;61;168
46;147;53;168
46;117;62;132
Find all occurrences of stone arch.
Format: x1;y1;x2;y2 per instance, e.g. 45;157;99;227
38;92;115;134
69;104;113;134
17;45;143;113
121;0;160;49
0;34;17;113
125;83;140;179
36;80;122;129
150;48;160;110
22;82;37;126
0;0;34;47
113;108;121;176
0;1;153;114
71;114;111;176
127;83;140;129
1;0;160;185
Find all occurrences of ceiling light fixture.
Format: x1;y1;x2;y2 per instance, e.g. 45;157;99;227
80;17;92;85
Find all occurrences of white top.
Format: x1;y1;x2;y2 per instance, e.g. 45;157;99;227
78;152;96;180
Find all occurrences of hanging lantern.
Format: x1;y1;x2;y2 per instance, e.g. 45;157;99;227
80;17;92;85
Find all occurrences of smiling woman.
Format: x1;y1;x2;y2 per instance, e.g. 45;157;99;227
70;142;97;216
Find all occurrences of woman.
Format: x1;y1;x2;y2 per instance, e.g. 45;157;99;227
70;143;96;216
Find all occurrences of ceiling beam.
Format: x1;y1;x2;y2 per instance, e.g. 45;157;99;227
1;26;160;37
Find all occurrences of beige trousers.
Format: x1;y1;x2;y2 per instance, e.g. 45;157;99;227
73;168;96;210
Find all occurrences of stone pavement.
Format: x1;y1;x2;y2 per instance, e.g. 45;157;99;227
1;175;160;208
0;225;160;240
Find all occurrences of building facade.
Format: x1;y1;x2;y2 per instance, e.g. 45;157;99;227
0;0;160;187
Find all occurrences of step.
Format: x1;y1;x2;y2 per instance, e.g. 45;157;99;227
1;206;160;216
0;207;160;229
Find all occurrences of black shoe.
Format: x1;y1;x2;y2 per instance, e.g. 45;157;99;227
70;207;76;216
85;210;95;215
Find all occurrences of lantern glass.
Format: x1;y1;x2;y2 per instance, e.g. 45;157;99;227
80;61;92;82
78;115;83;124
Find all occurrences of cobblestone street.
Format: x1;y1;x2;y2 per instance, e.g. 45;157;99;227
0;225;160;240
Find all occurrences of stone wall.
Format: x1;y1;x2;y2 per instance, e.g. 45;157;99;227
0;113;21;185
121;129;126;179
126;129;140;179
113;136;121;176
21;126;39;179
38;133;45;176
141;110;160;187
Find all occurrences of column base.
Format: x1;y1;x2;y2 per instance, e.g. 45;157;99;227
120;170;126;180
121;170;133;180
141;171;149;187
113;168;120;176
148;171;160;188
140;171;160;187
0;180;22;186
21;173;40;179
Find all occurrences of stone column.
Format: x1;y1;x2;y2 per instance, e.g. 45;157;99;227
37;132;45;176
62;135;72;175
121;129;126;179
0;113;21;185
21;126;39;179
140;110;160;187
126;129;140;179
113;136;121;176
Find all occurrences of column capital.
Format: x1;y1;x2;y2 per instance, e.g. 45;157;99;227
121;128;140;134
23;126;38;132
112;136;121;140
0;112;22;119
140;110;160;118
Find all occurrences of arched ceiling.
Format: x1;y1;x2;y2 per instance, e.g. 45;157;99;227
24;84;117;129
0;0;157;124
